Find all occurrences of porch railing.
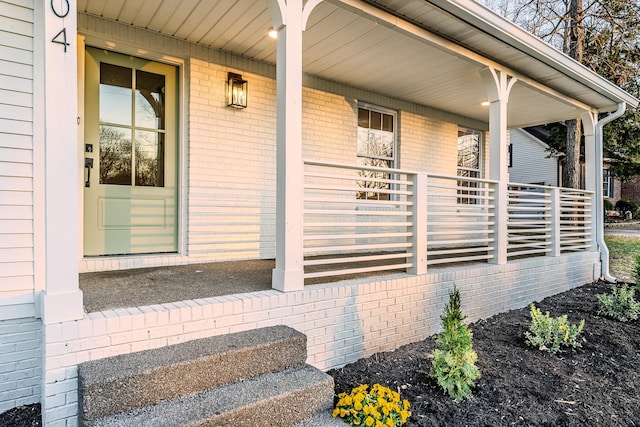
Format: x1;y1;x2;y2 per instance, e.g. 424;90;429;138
507;184;552;259
303;160;593;280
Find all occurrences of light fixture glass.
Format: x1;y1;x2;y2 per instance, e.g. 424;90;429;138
227;72;248;109
268;28;278;39
481;100;491;107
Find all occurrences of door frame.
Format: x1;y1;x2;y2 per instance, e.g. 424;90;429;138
77;34;187;266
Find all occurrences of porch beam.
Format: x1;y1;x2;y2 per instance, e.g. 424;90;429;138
481;68;516;265
272;0;305;292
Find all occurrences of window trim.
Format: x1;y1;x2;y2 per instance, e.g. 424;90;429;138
603;168;614;198
457;127;483;204
356;102;398;201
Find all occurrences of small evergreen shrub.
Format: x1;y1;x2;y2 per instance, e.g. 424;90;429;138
332;383;411;427
597;284;640;322
430;287;480;400
524;304;585;353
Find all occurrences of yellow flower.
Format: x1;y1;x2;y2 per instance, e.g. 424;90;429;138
403;400;410;410
332;408;339;418
365;416;375;426
354;401;363;411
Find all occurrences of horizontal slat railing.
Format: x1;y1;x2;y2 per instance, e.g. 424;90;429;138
303;160;415;279
302;160;594;282
559;188;593;252
425;173;497;266
507;184;552;259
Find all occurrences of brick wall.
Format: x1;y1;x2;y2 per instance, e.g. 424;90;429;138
43;253;598;425
0;318;42;412
621;176;640;204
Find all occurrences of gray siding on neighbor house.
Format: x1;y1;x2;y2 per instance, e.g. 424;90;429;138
508;129;558;187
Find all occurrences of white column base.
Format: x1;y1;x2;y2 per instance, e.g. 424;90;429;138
272;268;304;292
39;290;84;324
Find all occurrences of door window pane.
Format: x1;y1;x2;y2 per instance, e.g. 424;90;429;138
100;63;132;126
98;61;166;187
99;125;132;185
136;70;165;130
135;130;164;187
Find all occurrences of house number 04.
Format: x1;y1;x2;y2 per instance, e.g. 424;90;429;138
50;0;70;52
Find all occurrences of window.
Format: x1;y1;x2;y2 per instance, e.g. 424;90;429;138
99;63;166;187
603;168;614;198
457;128;482;204
356;103;397;200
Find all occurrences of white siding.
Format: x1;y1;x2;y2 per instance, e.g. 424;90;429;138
0;0;35;319
508;129;559;186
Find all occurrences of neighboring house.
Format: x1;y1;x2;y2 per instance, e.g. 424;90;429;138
508;127;560;187
509;128;622;207
1;1;637;424
602;158;622;205
621;176;640;203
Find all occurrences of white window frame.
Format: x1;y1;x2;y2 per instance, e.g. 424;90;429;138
457;127;483;204
603;168;614;198
355;102;398;201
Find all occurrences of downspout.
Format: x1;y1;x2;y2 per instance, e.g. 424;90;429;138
595;102;626;282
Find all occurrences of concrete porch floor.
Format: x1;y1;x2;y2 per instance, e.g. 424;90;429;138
79;259;408;313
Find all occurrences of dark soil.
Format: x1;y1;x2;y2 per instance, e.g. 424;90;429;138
0;404;41;427
329;280;640;427
3;281;638;427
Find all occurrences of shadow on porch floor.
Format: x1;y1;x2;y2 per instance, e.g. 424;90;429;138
79;259;409;313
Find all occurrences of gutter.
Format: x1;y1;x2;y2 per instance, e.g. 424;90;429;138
595;102;627;282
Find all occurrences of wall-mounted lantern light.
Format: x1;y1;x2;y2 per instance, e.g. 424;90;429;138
227;72;248;109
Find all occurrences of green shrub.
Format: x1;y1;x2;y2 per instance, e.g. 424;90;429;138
524;304;585;354
431;287;480;400
615;199;639;216
604;199;615;213
634;254;640;286
597;284;640;322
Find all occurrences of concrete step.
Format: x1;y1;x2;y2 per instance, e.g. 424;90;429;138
78;325;308;424
88;365;334;427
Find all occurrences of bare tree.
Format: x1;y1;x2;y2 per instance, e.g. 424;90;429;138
480;0;640;188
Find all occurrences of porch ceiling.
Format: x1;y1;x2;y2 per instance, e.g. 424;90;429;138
78;0;636;128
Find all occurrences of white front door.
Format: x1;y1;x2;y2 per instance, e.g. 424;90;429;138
83;47;178;256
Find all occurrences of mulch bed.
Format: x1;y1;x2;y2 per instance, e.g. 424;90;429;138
3;281;639;426
0;404;41;427
329;280;640;426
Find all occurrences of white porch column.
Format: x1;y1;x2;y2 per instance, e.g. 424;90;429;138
581;112;598;252
271;0;305;292
480;68;517;265
35;0;83;323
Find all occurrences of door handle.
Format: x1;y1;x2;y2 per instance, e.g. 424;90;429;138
85;157;93;187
